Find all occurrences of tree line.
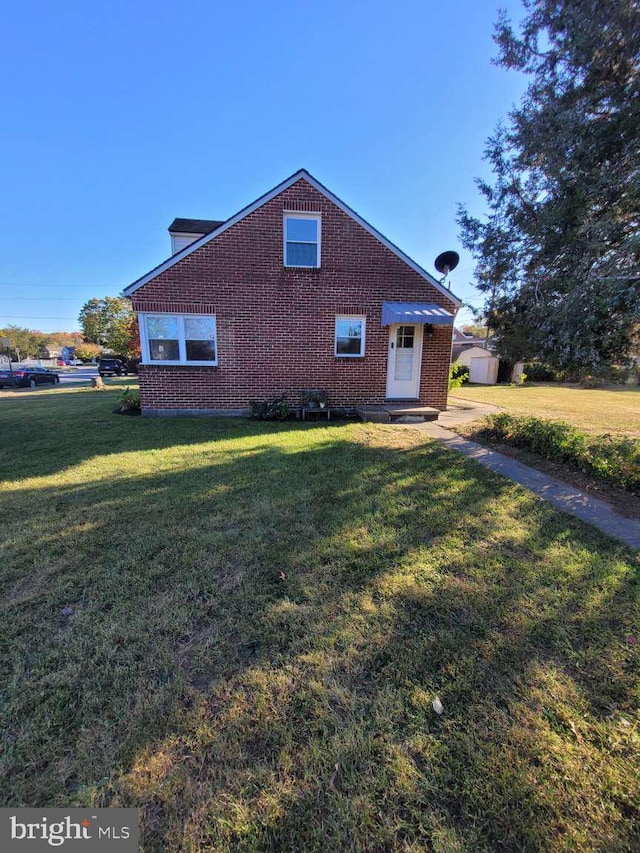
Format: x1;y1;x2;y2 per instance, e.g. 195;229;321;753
2;296;139;362
0;326;84;361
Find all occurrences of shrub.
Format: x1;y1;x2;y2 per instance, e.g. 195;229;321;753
580;375;607;389
523;362;562;382
117;386;141;412
476;412;640;492
608;365;639;385
249;396;291;420
449;363;470;390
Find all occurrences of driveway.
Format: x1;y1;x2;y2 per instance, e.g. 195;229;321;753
58;366;99;385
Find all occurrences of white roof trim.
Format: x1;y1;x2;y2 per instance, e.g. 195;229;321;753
124;169;462;305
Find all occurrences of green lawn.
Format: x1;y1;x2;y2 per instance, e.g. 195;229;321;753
450;384;640;438
1;386;639;852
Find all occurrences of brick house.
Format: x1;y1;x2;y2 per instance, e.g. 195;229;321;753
124;169;461;417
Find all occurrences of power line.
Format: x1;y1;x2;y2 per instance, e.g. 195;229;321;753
0;315;81;321
0;283;98;289
0;298;89;303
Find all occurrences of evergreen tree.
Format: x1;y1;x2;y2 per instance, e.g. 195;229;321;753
458;0;640;375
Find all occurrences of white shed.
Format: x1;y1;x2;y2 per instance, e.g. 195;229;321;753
455;346;493;368
469;356;499;384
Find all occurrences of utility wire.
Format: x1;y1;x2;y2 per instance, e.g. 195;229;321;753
0;283;98;289
0;281;122;291
1;298;94;303
0;315;81;321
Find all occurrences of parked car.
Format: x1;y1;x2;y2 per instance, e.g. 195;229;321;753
98;358;128;377
0;366;60;388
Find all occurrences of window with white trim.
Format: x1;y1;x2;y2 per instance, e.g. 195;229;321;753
141;314;218;365
335;315;366;357
284;213;321;268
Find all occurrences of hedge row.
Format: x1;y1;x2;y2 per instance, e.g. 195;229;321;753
476;412;640;493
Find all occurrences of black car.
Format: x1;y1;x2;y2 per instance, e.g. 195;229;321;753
0;366;60;388
98;358;128;377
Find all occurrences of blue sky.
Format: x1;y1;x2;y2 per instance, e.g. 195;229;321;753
0;0;526;333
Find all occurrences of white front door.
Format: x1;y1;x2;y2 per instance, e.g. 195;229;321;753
386;324;423;399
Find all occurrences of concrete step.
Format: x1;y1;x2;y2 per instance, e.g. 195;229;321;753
387;405;439;422
356;405;440;423
357;408;391;423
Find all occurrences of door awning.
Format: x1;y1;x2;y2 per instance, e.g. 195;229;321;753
381;302;455;326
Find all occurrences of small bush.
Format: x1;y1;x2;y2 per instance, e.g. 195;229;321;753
116;387;141;413
249;396;291;420
449;363;470;390
523;362;562;382
580;375;607;389
607;365;639;385
477;412;640;492
579;365;638;388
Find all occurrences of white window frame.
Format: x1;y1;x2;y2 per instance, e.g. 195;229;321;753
334;315;366;358
283;212;321;268
139;312;218;366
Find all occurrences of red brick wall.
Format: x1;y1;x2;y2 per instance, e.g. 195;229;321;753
132;178;457;413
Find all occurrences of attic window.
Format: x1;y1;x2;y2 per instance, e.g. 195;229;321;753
284;213;321;268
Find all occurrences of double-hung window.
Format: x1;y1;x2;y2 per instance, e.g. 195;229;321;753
335;315;366;357
284;213;321;268
141;313;218;365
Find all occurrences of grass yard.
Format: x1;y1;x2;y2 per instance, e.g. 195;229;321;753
1;386;639;852
450;384;640;438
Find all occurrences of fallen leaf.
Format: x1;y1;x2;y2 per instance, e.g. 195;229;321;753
432;696;443;715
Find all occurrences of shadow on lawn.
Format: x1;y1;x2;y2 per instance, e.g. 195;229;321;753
1;427;638;851
0;390;346;483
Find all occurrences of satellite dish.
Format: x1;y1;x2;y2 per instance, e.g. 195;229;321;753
434;250;460;276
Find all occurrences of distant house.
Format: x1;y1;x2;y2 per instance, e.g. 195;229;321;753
451;328;489;363
125;169;462;417
42;347;62;359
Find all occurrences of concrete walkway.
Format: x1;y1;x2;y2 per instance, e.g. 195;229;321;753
406;401;640;551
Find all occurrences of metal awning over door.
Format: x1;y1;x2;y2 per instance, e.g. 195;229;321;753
381;302;454;326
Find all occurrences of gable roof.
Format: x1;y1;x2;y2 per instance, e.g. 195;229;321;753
124;169;462;305
168;218;225;235
453;343;493;360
